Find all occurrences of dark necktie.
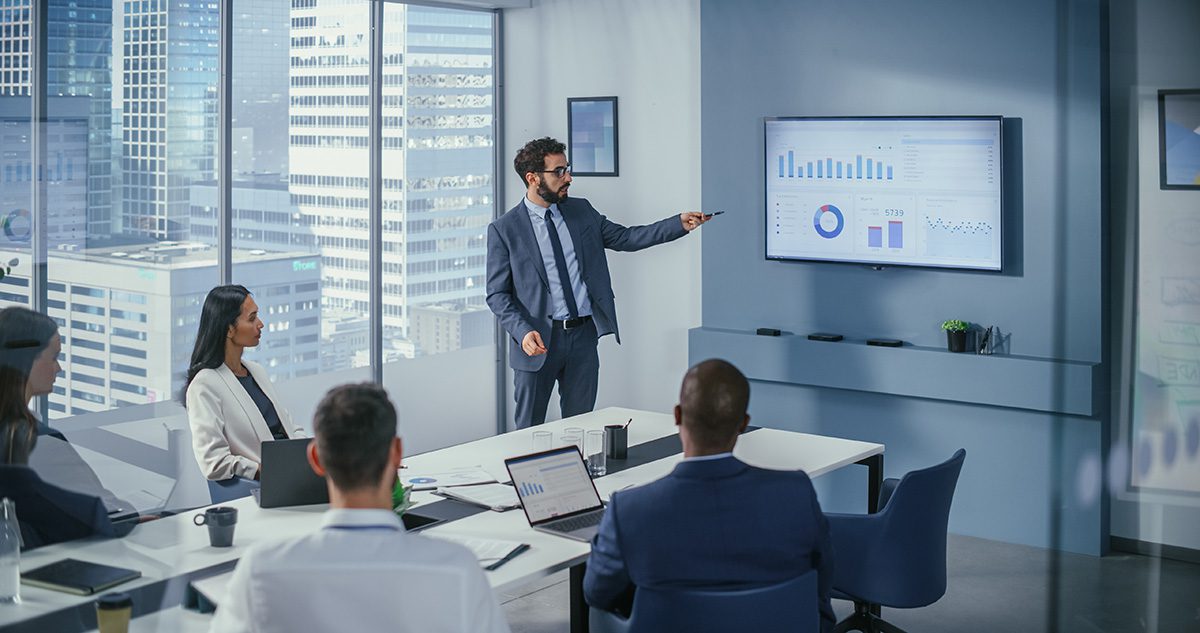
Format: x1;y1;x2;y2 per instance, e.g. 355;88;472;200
544;209;579;319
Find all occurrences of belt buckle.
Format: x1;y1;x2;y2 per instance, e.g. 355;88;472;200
562;317;580;330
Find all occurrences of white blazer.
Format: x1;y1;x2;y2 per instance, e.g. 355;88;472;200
186;360;305;481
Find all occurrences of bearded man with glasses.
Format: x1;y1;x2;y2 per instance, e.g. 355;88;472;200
486;136;710;429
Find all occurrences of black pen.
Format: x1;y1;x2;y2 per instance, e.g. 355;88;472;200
485;543;531;571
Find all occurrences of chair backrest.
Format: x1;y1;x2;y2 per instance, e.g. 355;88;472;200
627;570;819;633
864;448;966;608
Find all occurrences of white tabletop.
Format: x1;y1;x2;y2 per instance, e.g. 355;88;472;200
1;407;882;632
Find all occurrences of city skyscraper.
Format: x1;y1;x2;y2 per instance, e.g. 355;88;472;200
1;0;114;241
287;2;493;344
120;0;218;240
231;0;288;180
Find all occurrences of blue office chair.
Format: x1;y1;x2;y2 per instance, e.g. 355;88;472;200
207;475;260;505
826;448;966;633
590;570;819;633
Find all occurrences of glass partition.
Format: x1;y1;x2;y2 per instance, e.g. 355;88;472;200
380;2;497;454
0;0;501;560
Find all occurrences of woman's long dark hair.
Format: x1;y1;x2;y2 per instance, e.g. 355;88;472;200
182;284;252;405
0;306;60;431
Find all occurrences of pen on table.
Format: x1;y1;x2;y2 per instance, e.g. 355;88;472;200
485;543;531;571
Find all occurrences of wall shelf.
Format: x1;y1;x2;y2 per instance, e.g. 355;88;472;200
689;327;1100;417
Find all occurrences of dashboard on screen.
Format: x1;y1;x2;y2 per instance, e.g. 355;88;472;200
765;116;1003;271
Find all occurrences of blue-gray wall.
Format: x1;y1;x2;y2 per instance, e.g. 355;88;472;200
694;0;1108;554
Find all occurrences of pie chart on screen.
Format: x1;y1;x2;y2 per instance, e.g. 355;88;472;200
813;204;844;239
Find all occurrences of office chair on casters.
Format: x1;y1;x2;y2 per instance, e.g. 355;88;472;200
589;570;819;633
826;448;966;633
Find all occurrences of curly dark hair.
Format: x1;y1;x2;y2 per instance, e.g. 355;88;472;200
513;136;566;182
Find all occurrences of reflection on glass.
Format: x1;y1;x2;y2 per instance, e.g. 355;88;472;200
383;3;494;359
228;0;371;378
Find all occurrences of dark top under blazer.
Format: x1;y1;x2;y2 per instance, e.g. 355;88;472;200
583;455;837;632
486;196;687;372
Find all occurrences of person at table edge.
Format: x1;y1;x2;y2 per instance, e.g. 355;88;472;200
210;383;510;633
583;359;836;632
184;285;304;481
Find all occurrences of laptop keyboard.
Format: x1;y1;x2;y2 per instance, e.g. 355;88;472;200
544;510;604;533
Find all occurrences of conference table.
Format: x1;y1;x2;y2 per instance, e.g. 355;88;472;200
0;407;883;633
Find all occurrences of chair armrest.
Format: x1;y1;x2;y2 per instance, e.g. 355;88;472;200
824;511;887;598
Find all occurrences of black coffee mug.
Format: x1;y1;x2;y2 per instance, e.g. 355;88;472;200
194;506;238;547
604;425;628;460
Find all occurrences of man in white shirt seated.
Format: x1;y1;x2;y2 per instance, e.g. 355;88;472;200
211;383;511;633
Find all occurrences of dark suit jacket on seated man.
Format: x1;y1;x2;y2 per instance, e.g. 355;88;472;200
583;359;836;632
486;136;710;429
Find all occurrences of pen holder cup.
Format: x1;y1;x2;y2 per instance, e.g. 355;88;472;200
605;425;628;460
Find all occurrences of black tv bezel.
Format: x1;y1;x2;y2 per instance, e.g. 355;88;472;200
763;115;1004;272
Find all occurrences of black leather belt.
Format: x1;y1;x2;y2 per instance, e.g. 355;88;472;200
552;315;592;330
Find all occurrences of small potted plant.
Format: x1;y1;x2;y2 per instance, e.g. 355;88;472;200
392;480;413;516
941;319;970;353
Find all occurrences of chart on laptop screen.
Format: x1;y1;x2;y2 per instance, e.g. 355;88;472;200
508;450;598;522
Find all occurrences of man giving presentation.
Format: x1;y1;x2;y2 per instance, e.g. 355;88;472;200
486;136;709;428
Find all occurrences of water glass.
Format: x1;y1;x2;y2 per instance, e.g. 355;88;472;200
560;430;583;454
532;430;553;452
585;430;607;477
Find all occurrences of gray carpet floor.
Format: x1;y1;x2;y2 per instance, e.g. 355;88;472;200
500;534;1200;632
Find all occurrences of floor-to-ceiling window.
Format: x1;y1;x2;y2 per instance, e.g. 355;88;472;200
0;0;501;517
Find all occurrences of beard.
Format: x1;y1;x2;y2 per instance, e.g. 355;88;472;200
537;177;569;204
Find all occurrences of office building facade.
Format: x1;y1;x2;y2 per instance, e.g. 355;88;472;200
120;0;218;240
1;0;114;240
0;242;320;418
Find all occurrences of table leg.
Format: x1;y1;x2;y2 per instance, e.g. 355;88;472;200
856;453;884;619
856;454;884;513
570;563;589;633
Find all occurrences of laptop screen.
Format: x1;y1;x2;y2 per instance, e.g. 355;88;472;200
505;446;602;524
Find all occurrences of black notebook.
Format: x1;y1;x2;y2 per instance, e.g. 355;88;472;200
21;558;141;596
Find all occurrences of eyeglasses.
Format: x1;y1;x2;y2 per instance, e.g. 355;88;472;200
536;164;572;178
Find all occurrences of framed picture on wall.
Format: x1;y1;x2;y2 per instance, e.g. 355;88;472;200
1158;89;1200;190
568;96;619;177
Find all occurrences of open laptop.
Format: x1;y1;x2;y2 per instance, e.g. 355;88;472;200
504;446;606;542
254;438;328;508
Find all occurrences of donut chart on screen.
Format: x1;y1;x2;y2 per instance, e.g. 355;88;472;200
813;204;844;239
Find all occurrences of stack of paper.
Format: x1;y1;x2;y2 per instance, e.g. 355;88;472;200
401;466;496;491
426;534;528;568
434;483;520;512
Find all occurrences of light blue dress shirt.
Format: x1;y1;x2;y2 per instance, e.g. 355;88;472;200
680;451;735;463
524;196;593;320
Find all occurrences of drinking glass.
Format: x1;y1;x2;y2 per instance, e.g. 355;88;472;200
585;430;607;476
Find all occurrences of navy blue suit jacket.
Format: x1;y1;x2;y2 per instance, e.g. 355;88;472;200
485;197;686;372
584;456;836;632
0;466;134;550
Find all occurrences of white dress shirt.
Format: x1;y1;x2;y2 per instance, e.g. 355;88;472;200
210;508;511;633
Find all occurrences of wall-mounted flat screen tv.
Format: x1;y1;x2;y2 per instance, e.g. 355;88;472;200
765;116;1003;271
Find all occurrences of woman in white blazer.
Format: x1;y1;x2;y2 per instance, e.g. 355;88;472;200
184;285;304;481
